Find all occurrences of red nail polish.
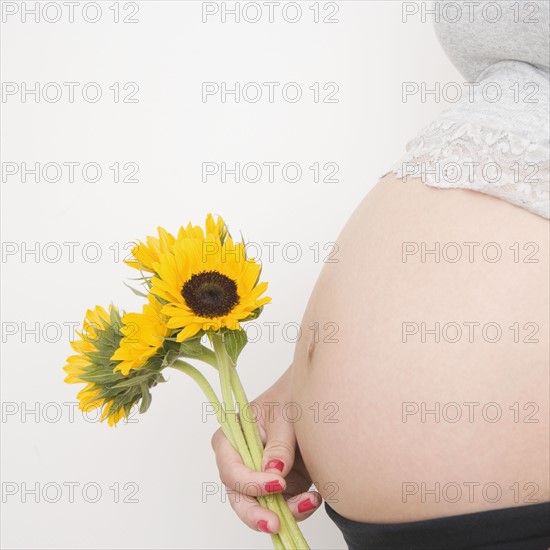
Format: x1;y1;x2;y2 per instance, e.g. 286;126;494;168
265;459;284;472
257;520;271;533
298;498;317;513
264;480;284;493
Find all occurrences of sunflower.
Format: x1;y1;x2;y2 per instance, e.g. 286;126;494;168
63;305;165;426
76;384;127;426
111;295;170;376
125;226;177;274
126;214;227;274
181;213;228;243
63;305;114;386
150;232;271;342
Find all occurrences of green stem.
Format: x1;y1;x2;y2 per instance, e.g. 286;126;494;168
230;365;310;550
211;333;297;549
270;530;285;550
196;345;219;369
273;492;309;549
211;335;253;463
228;368;263;469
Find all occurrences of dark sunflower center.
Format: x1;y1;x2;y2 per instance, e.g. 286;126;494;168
181;270;239;318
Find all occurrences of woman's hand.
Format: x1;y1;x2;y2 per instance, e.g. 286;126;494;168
210;366;322;535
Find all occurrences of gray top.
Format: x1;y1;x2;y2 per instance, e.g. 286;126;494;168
392;0;550;218
435;0;549;81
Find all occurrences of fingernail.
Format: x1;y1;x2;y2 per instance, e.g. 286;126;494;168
264;480;284;493
265;459;284;472
257;520;271;534
298;498;317;513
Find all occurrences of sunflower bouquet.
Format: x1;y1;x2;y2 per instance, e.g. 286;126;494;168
63;214;310;550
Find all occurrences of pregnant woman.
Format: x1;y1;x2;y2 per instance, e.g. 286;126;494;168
211;2;550;548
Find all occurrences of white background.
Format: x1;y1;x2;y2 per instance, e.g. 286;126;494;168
1;1;462;548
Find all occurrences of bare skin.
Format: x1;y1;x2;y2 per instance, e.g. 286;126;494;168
212;172;549;533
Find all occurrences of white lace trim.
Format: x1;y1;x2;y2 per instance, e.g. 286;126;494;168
391;119;550;218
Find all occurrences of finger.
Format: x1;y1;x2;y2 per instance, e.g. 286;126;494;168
227;488;281;534
284;490;323;521
211;428;286;497
279;470;312;498
261;405;297;477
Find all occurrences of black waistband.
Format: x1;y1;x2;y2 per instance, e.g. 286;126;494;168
325;501;550;550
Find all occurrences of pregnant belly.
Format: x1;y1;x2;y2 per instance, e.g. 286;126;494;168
291;172;549;523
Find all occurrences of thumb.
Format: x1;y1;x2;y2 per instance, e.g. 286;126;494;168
261;404;297;477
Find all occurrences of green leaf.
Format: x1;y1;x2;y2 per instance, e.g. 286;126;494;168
126;274;151;282
144;355;165;371
79;371;122;384
223;330;247;365
123;281;148;298
162;338;181;352
179;334;206;358
109;305;123;328
139;384;152;414
110;374;154;390
161;349;181;369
